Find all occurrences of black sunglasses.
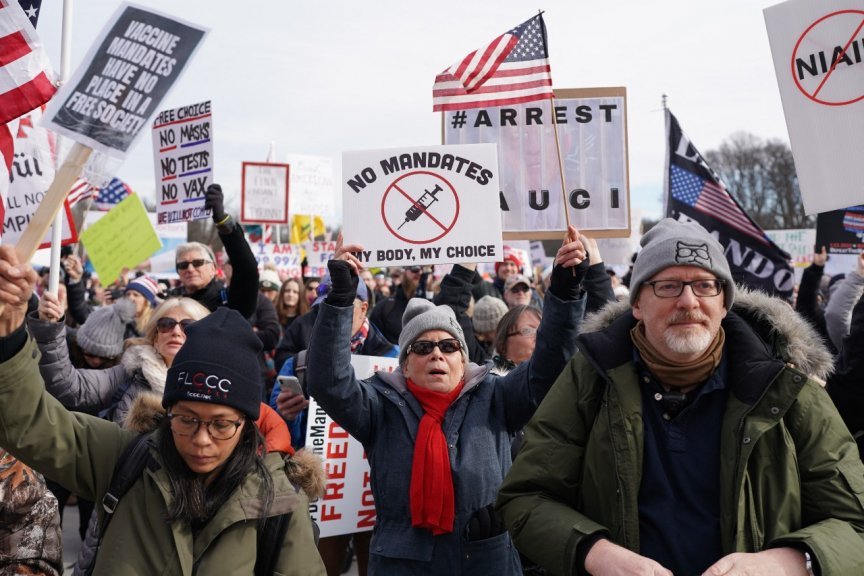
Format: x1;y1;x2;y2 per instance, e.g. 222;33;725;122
508;284;530;293
156;317;195;334
408;339;462;356
176;259;211;271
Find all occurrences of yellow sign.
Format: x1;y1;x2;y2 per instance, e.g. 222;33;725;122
80;195;163;285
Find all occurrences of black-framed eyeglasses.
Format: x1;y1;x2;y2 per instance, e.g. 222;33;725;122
166;413;245;440
156;317;195;334
408;338;462;356
507;326;537;339
643;279;725;298
176;259;211;271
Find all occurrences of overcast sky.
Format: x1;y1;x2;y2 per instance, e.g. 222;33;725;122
36;0;792;223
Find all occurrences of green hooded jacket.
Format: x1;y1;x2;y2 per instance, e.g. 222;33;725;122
497;289;864;575
0;334;325;576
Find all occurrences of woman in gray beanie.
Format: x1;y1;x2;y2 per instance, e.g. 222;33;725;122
305;230;590;576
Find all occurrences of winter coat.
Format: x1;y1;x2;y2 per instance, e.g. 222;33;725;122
306;290;586;575
497;288;864;576
0;335;326;576
827;291;864;457
27;314;166;426
169;219;260;320
368;283;416;345
824;269;864;353
0;449;63;576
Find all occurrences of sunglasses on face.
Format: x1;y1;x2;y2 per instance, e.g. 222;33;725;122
176;259;211;271
156;317;195;334
408;338;462;356
508;284;530;294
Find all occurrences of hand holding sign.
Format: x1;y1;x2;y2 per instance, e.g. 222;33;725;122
0;246;38;337
333;233;365;275
550;225;589;301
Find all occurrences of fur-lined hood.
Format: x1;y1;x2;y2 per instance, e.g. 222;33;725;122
125;393;326;500
581;285;834;383
121;344;168;395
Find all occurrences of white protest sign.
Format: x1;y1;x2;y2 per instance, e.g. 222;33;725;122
343;143;502;267
765;1;864;215
765;228;816;283
42;3;208;159
241;162;290;224
303;240;336;279
443;87;630;238
3;110;77;247
285;154;336;216
248;241;302;278
148;214;187;277
152;100;212;224
307;355;399;538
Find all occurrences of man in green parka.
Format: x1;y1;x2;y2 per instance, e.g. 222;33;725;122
497;218;864;576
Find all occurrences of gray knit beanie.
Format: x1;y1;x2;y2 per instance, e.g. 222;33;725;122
398;299;468;366
630;218;735;309
77;299;136;358
472;296;508;333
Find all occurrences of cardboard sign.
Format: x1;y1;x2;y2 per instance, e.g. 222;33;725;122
152;100;213;223
443;87;630;239
303;240;336;279
285;153;336;216
248;241;302;278
765;1;864;214
42;3;207;158
307;355;399;538
79;194;162;284
240;162;290;224
765;228;816;283
3;109;77;247
343;143;502;267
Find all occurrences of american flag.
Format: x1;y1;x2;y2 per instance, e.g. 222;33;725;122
432;14;553;112
0;0;55;125
669;164;768;244
66;177;96;207
93;177;133;211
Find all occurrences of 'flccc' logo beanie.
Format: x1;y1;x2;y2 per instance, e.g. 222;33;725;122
163;307;263;419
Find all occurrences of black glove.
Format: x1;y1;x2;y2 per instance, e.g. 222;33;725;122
204;184;226;223
549;253;590;301
326;259;358;307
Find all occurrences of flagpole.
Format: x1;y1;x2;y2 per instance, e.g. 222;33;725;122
549;93;571;232
47;0;75;294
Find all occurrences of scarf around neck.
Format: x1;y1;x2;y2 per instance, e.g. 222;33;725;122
405;377;465;535
630;321;725;389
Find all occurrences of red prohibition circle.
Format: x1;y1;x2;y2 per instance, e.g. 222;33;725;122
791;9;864;106
380;171;460;245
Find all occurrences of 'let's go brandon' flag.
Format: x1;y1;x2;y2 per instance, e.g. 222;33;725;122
664;110;794;300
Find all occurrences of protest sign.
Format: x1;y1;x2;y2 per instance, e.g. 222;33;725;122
307;355;399;538
241;162;290;224
42;3;208;158
443;87;630;239
4;109;77;248
152;100;212;223
148;215;187;277
304;240;336;279
79;194;162;284
285;153;336;216
248;241;302;278
765;1;864;214
765;228;816;283
343;143;502;267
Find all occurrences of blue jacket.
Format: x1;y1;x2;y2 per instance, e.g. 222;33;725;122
306;291;585;575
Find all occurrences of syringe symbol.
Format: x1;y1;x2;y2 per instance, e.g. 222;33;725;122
397;184;442;230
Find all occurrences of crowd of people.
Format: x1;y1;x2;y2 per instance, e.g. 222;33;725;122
0;187;862;575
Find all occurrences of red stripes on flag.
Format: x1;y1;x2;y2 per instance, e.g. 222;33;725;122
695;180;768;243
0;0;56;125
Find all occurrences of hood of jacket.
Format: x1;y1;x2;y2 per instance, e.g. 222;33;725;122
124;393;326;500
581;285;834;383
121;344;168;394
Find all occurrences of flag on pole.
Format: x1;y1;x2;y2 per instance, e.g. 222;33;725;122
93;177;133;211
665;109;794;299
66;177;95;207
0;0;56;124
432;14;553;112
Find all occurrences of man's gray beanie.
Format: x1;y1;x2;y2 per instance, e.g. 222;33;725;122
398;299;468;366
77;298;137;358
630;218;735;309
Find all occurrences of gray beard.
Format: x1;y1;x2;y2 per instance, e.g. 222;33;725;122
664;326;712;356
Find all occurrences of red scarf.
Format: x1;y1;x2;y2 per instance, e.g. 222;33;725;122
406;377;465;535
